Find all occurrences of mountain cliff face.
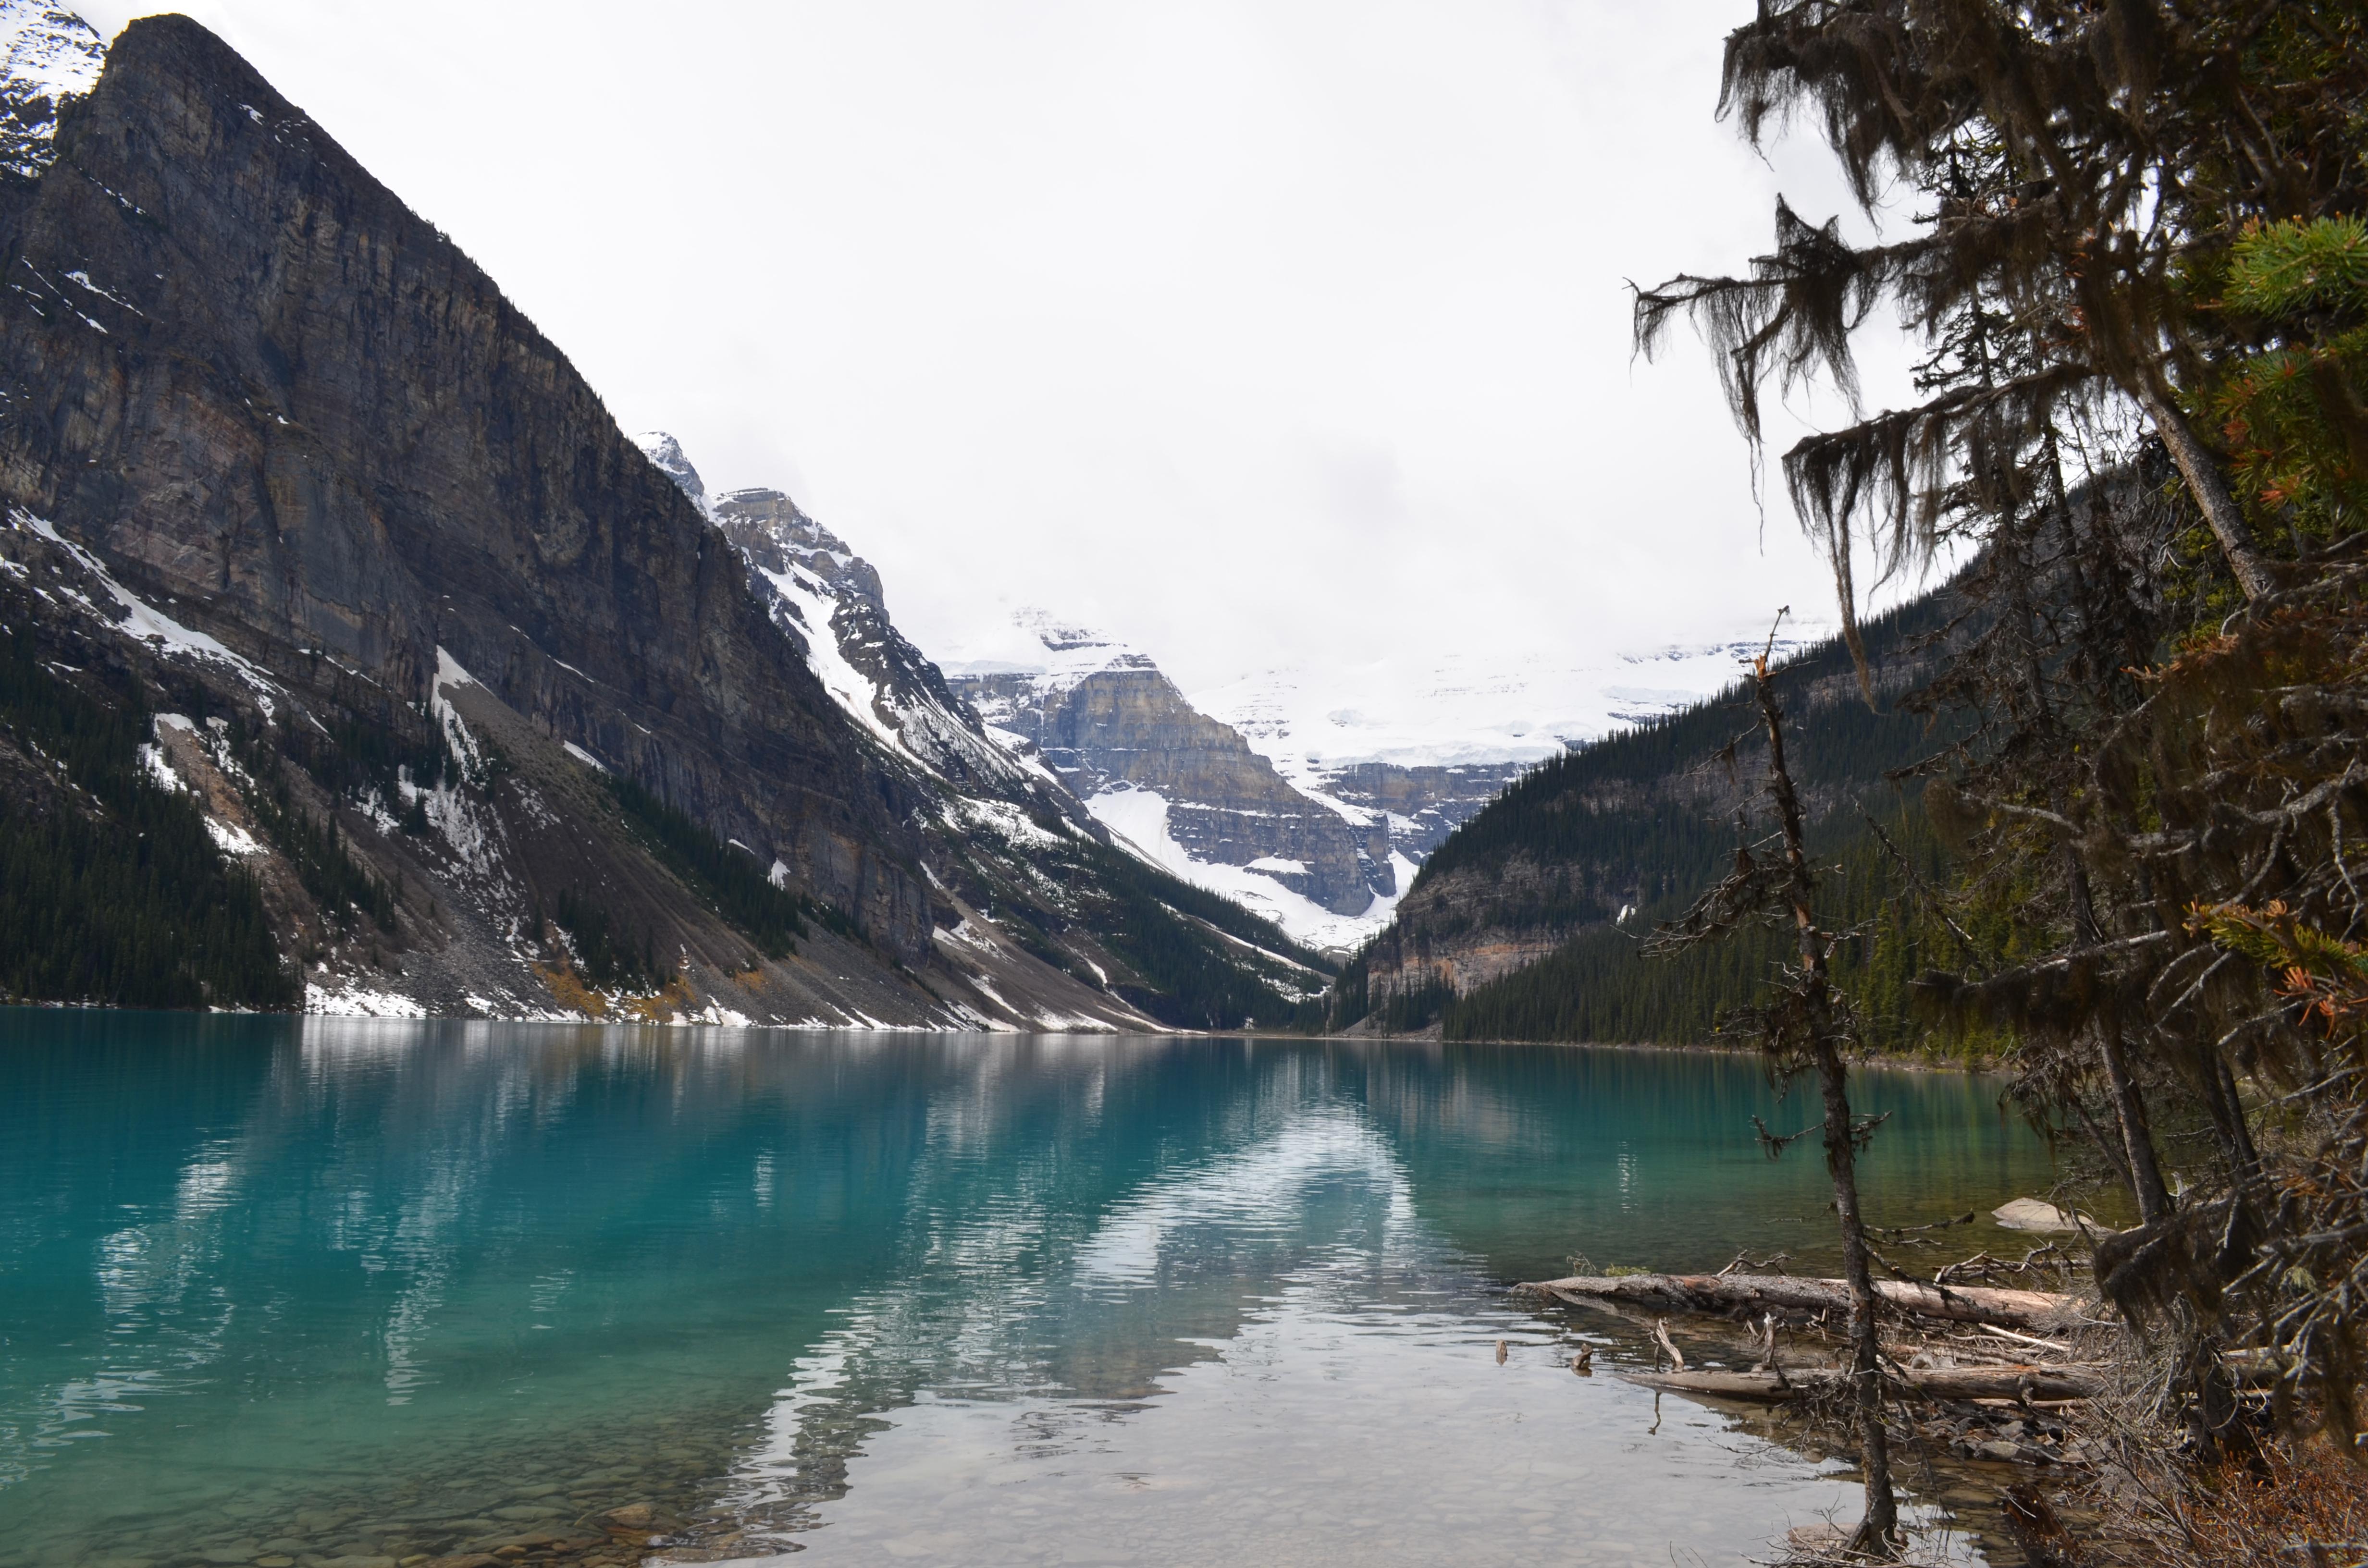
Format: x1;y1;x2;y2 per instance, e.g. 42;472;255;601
949;615;1411;946
709;479;1028;796
1311;760;1524;862
0;11;1322;1028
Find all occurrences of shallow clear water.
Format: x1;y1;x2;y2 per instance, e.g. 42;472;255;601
0;1013;2058;1567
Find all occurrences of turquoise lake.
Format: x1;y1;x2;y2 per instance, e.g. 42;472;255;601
0;1012;2060;1567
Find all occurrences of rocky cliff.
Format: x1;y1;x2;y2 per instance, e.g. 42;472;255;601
0;10;1323;1028
1314;760;1524;862
950;614;1405;943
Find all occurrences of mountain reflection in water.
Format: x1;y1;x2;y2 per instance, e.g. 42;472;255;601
0;1014;2046;1566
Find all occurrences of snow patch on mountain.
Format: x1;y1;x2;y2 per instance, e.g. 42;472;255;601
635;433;1038;795
633;431;710;518
1087;781;1414;953
8;507;281;711
1193;625;1831;792
750;554;907;749
0;0;101;179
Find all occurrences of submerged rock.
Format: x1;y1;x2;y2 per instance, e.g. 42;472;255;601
1992;1197;2115;1234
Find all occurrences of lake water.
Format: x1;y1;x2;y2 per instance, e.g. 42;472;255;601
0;1013;2059;1568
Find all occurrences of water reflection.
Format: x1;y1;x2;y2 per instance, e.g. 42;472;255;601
0;1014;2046;1567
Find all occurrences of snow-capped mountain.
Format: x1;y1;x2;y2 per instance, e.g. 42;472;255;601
652;421;1833;958
1194;630;1830;788
629;445;1417;956
946;612;1412;952
636;433;1042;799
924;610;1828;955
0;0;99;179
1184;627;1830;871
629;435;1334;1016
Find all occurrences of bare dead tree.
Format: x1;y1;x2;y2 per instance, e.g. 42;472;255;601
1646;612;1900;1556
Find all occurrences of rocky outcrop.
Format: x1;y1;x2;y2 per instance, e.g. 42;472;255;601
702;478;1032;796
1314;760;1524;863
952;616;1394;920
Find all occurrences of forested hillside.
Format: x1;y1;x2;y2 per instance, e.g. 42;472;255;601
1326;588;1967;1045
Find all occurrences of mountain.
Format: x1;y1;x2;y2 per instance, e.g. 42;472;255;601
1189;627;1830;862
701;469;1033;797
0;1;96;178
0;8;1325;1029
1325;591;1962;1041
919;608;1836;955
945;613;1418;951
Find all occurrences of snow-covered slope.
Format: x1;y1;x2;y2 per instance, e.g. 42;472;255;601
633;433;1038;797
0;0;100;179
946;612;1406;951
1193;628;1829;788
1086;780;1419;953
1184;626;1830;873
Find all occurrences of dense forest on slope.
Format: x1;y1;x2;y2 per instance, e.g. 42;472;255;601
0;625;293;1010
1327;589;1968;1043
1434;806;1966;1049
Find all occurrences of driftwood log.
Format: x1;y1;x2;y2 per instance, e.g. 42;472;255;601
1628;1363;2107;1402
1515;1272;2077;1331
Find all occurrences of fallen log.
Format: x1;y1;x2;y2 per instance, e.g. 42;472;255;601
1627;1363;2107;1403
1514;1272;2077;1331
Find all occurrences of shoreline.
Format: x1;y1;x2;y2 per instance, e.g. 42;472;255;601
1315;1024;2004;1075
3;1001;2007;1074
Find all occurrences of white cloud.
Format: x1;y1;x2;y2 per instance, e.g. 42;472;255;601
69;0;1931;700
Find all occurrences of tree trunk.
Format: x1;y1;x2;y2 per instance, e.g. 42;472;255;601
2064;837;2173;1225
1525;1279;2065;1326
1752;658;1900;1556
2097;1025;2174;1224
2008;511;2177;1229
1809;1033;1900;1554
1517;1271;2075;1330
2134;382;2277;601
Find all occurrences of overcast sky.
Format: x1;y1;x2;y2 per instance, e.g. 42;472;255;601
75;0;1923;698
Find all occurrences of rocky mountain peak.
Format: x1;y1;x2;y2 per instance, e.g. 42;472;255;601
996;608;1159;686
946;608;1407;944
711;485;887;612
631;430;709;517
0;0;101;179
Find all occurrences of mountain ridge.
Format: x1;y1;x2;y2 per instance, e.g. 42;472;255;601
0;8;1325;1029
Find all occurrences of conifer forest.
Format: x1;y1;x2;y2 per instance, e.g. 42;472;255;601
1607;0;2368;1558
